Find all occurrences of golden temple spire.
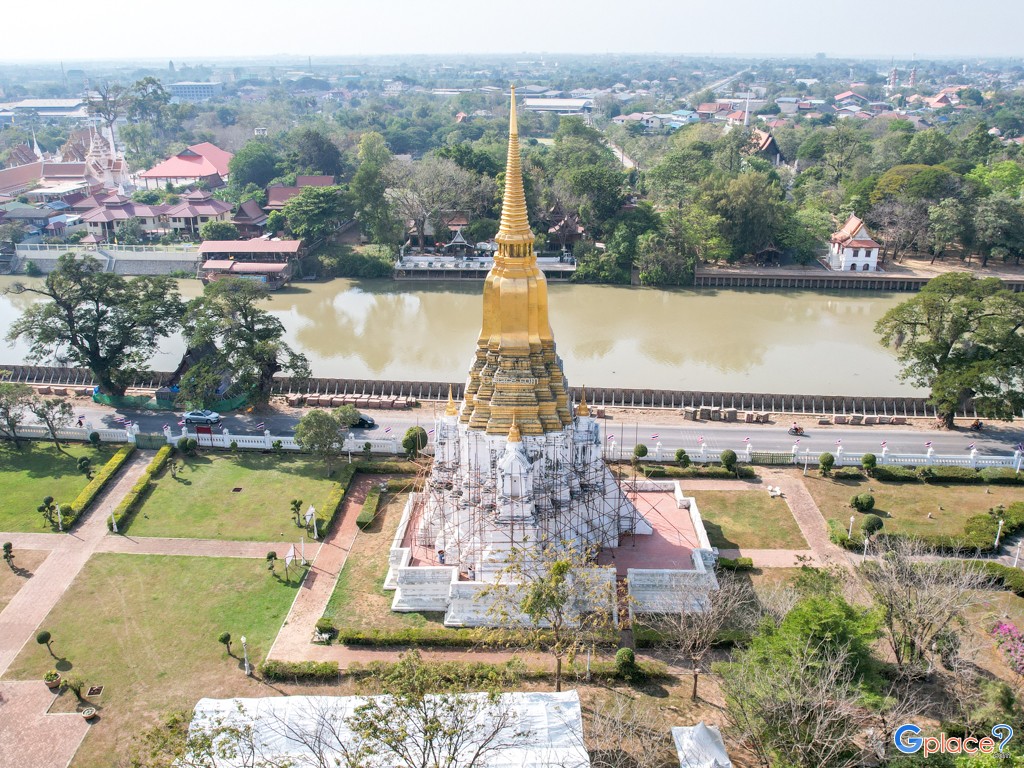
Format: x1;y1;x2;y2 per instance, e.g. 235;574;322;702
508;418;522;444
577;386;590;417
495;84;534;252
445;384;458;416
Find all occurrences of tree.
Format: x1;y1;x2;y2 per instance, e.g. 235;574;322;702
481;543;616;692
819;452;835;475
823;120;866;183
720;449;737;473
861;513;883;535
198;220;240;241
286;126;344;178
974;193;1024;266
870;197;929;263
402;425;428;458
675;448;691;468
0;379;33;449
228;140;281;189
710;172;789;258
0;221;27;247
126;77;171;128
653;573;757;700
636;202;727;285
36;629;55;657
861;452;877;472
5;255;183;396
632;443;648;461
183;278;309;406
218;631;232;656
904;129;954;166
781;207;833;263
175;360;223;410
88;81;126;155
2;542;12;567
290;498;303;527
31;398;72;455
294;409;348;475
385;155;478;247
928;197;973;262
282;185;353;245
860;538;992;676
114;216;144;245
351;131;399;245
875;273;1024;427
265;210;287;236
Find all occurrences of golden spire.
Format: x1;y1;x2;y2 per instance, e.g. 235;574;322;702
445;384;458;416
508;418;522;444
577;386;590;417
495;84;534;253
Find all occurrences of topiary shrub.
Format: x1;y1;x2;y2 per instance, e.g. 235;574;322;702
861;453;877;473
862;514;884;536
720;449;737;473
675;448;691;468
633;443;648;460
850;493;875;512
186;437;198;454
615;647;636;673
819;452;835;476
88;431;100;446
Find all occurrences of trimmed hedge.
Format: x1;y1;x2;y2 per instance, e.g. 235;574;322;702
260;659;339;683
919;465;984;484
64;444;136;528
982;561;1024;596
318;463;357;536
338;625;479;648
641;464;756;479
110;445;173;532
981;467;1024;485
355;460;420;474
871;465;920;482
356;486;382;530
832;468;864;480
718;556;754;571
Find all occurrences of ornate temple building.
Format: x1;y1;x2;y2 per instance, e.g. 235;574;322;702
386;88;718;625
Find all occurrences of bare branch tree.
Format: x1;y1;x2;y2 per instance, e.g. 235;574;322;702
585;694;675;768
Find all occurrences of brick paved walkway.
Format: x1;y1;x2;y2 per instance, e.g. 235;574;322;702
0;681;90;768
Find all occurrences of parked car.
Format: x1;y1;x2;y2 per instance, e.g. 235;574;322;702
183;409;222;425
354;414;376;429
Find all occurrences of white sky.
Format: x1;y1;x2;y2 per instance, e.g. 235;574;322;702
5;0;1023;62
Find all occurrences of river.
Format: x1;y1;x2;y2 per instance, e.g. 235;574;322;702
0;277;918;395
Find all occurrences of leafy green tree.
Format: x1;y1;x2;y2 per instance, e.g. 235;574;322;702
114;217;145;245
175;360;222;410
198;220;240;241
30;398;73;455
636;202;727;285
37;497;58;528
819;452;835;475
6;255;183;396
2;542;12;567
823;120;866;182
862;513;883;536
0;221;26;247
957;123;999;165
126;77;171;127
294;409;349;475
711;172;789;258
973;193;1024;266
0;379;33;449
265;210;287;235
402;425;427;458
282;185;353;245
351;131;399;245
217;631;232;655
904;129;954;166
966;160;1024;197
285;126;344;178
781;207;832;263
675;448;691;468
928;197;973;261
36;629;55;656
183;278;309;406
566;163;626;232
228;140;281;189
875;273;1024;427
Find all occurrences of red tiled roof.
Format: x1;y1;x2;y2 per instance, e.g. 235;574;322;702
165;192;233;218
0;161;43;194
233;198;268;224
265;186;301;210
140;142;233;180
199;238;302;254
295;175;335;187
202;260;289;273
847;238;880;248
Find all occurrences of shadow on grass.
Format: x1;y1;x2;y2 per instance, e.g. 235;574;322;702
0;444;106;482
700;520;738;550
55;658;73;672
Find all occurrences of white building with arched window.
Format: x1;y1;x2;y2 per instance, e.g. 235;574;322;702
829;214;881;272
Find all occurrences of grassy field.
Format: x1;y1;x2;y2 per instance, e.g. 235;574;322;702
125;453;339;541
687;490;808;549
798;470;1024;538
2;553;307;768
0;442;115;533
0;549;48;613
323;492;452;633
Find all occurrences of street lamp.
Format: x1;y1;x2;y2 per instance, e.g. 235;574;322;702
1014;542;1021;569
849;516;855;539
995;519;1005;550
240;635;250;676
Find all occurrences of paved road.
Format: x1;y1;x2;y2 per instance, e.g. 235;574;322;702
45;401;1024;459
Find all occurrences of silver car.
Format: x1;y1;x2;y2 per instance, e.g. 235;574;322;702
183;409;222;425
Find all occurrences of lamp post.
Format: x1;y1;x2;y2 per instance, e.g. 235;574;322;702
240;635;250;676
1014;542;1021;569
849;516;855;539
803;449;810;476
995;519;1005;550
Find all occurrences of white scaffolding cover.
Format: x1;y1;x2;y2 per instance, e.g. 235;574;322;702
190;690;590;768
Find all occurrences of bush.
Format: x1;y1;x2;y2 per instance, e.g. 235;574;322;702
357;460;420;474
24;260;41;276
110;445;173;532
819;452;835;475
357;486;381;530
337;625;479;647
720;449;737;472
980;467;1024;485
982;562;1024;596
833;468;863;480
633;443;648;460
88;431;100;446
862;514;884;536
675;448;691;468
36;630;51;646
317;463;356;536
850;493;875;512
872;465;919;482
260;659;339;683
66;444;136;527
861;452;877;472
918;465;983;484
614;647;636;672
315;617;338;639
718;556;754;571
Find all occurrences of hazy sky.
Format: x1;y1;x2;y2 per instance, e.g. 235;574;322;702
6;0;1023;62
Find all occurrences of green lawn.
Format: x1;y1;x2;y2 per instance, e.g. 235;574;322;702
323;491;452;633
126;453;340;541
0;441;115;532
799;471;1024;538
3;553;307;768
0;549;48;613
688;490;808;549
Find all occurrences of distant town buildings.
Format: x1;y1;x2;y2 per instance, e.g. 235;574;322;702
168;81;224;101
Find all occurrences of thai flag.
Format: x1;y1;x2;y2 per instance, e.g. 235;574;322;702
77;414;85;419
255;422;266;430
177;419;185;426
1018;443;1023;452
880;441;887;447
698;436;704;444
743;437;750;443
967;443;976;450
650;433;659;440
384;426;392;434
925;441;933;448
794;438;801;444
115;416;128;424
162;424;169;430
607;434;615;441
428;428;435;435
835;439;842;446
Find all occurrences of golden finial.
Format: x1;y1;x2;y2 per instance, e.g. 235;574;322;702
495;84;534;252
577;386;590;417
445;384;458;416
508;417;522;444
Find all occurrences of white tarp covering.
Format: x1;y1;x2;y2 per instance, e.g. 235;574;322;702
190;690;590;768
672;722;732;768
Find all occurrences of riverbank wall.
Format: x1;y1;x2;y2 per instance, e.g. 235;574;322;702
693;269;1024;292
1;364;980;419
9;244;199;277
